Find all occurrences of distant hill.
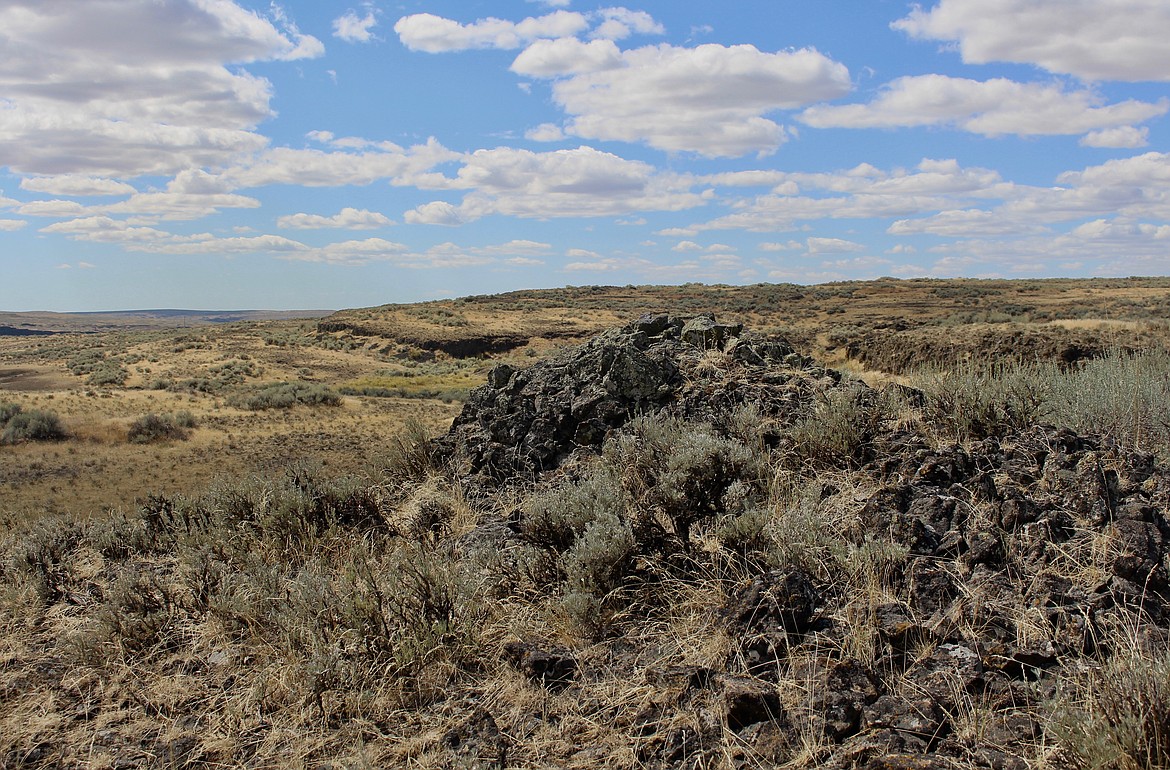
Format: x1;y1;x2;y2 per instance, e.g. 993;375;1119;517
0;308;334;334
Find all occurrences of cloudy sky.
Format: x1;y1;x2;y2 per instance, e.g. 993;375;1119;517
2;0;1169;311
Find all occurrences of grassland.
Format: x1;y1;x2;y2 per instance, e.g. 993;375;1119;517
2;277;1170;769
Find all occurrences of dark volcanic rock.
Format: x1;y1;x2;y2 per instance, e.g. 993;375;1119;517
434;313;811;492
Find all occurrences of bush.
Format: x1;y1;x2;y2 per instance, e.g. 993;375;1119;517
1;409;66;444
787;383;889;469
1046;348;1170;455
229;382;342;410
1049;647;1170;769
917;359;1049;440
85;361;128;386
0;402;21;425
127;413;191;444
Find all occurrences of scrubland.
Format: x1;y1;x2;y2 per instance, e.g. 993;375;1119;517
2;277;1170;769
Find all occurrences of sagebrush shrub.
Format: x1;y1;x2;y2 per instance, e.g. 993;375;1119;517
0;402;21;425
917;359;1049;440
1050;647;1170;769
229;382;342;410
787;383;888;469
127;413;190;443
1;409;66;444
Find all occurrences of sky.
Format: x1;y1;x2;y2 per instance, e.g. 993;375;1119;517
2;1;1170;311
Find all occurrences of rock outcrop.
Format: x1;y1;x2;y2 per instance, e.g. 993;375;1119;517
434;313;828;491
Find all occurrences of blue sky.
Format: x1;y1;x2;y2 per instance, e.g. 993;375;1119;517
2;0;1170;311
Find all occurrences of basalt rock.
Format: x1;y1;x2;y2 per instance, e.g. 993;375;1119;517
433;313;814;492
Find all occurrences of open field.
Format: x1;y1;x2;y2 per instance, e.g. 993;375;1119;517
2;277;1170;769
3;276;1170;520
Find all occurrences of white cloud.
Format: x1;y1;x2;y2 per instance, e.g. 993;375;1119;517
564;256;626;271
680;157;1009;233
334;10;378;43
525;123;568;142
800;75;1167;137
277;208;393;230
1080;126;1150;148
589;8;665;40
405;201;466;226
0;0;322;176
759;241;803;251
18;200;88;217
806;237;865;254
102;191;262;222
672;240;703;251
408;145;704;220
20;176;137;197
218;138;460;189
0;219;27;231
515;42;852;157
894;0;1170;82
394;11;588;52
511;38;623;76
889;208;1050;236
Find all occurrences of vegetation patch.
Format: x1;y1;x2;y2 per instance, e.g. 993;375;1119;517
0;405;66;444
228;381;343;410
126;411;196;444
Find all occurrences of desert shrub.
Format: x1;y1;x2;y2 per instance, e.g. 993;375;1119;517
715;506;773;563
0;402;21;425
96;566;179;652
607;415;760;545
1;409;66;444
5;517;86;604
1045;348;1170;454
1049;647;1170;769
521;465;628;554
85;361;128;386
127;413;191;443
229;382;342;410
917;359;1050;440
787;383;889;469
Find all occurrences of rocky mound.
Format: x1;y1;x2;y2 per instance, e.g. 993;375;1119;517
436;313;835;490
435;315;1170;768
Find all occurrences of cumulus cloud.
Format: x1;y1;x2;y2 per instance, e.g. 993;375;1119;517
277;208;393;229
0;219;27;232
18;200;89;217
407;145;704;220
1080;126;1150;148
405;201;466;226
889;208;1051;237
0;0;323;177
515;42;852;157
511;38;623;76
589;8;665;40
894;0;1170;82
20;176;137;197
806;237;865;254
334;9;378;43
394;11;588;52
217;138;460;189
800;75;1167;137
525;123;568;142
